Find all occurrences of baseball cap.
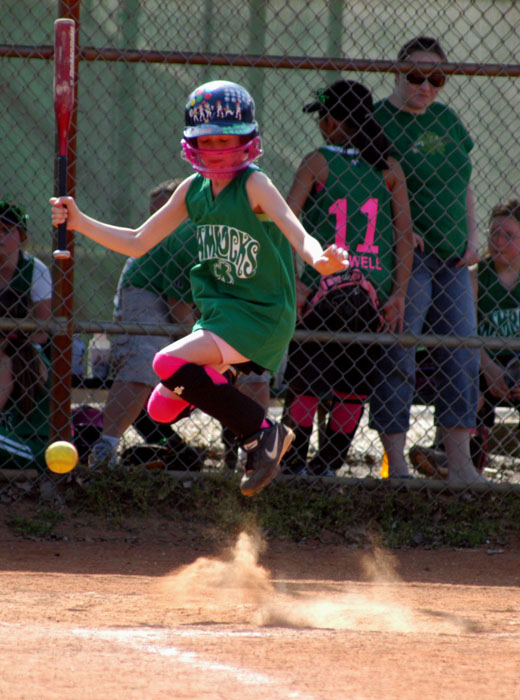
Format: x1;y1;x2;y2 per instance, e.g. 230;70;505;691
303;80;374;123
0;201;29;239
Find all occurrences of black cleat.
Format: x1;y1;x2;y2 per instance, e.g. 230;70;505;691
240;422;295;497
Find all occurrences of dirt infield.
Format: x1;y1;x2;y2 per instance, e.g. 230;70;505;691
0;514;518;700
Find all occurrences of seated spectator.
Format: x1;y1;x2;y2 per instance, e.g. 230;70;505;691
0;333;50;470
280;80;413;476
88;179;204;470
0;201;52;469
475;199;520;421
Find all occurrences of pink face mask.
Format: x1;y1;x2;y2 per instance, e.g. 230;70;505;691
181;136;263;180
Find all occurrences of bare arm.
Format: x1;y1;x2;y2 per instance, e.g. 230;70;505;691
385;158;414;296
286;151;328;218
286;151;330;316
382;158;414;332
466;184;480;251
247;170;348;275
456;184;481;268
50;177;194;257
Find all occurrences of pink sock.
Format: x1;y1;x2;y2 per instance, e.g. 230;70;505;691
289;395;319;428
204;365;228;385
329;401;364;433
147;386;189;423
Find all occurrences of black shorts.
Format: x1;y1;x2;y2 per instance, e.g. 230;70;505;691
284;328;381;397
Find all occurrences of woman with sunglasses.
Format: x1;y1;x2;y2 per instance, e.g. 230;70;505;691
369;36;484;483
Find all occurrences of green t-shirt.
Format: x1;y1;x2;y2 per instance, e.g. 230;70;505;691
186;167;296;372
300;146;395;304
119;220;197;304
477;258;520;362
374;99;473;259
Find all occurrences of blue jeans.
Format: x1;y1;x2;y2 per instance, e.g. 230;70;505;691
370;250;479;433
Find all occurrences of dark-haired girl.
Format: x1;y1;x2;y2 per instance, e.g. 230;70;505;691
281;80;414;476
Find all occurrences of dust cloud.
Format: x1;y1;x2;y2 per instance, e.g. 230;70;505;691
155;531;475;634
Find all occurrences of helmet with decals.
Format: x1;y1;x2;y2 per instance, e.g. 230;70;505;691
181;80;262;179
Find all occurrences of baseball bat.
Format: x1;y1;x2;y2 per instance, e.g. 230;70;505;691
53;18;75;260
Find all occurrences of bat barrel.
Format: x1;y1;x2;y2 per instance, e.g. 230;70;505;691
53;18;75;259
54;18;75;153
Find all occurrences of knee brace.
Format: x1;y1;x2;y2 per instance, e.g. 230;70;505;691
153;353;189;381
147;386;191;424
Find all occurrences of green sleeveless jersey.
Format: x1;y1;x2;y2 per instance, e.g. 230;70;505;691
374;99;473;260
300;146;395;304
119;221;197;303
477;259;520;361
185;167;296;372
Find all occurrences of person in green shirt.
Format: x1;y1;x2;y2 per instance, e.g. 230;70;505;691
369;36;484;483
412;199;520;476
475;199;520;427
280;80;413;476
88;179;203;471
0;332;50;471
0;202;52;471
50;80;348;497
89;179;271;472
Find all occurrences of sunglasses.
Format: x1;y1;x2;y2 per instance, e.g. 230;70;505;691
405;71;446;88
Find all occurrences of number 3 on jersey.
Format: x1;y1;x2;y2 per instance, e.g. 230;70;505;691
329;198;379;254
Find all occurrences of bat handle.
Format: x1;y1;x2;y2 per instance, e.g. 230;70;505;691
53;154;71;260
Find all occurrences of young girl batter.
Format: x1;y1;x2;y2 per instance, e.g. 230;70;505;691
50;79;348;496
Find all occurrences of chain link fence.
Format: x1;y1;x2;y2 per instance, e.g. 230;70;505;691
1;0;520;508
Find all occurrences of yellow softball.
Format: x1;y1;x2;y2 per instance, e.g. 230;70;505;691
45;441;78;474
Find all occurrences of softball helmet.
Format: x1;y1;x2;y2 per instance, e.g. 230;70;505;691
181;80;262;179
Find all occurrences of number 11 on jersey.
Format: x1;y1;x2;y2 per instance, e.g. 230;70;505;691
329;197;379;254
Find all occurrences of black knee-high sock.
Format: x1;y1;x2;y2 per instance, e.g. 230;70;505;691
162;362;265;439
311;429;354;472
222;425;239;470
280;424;312;473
